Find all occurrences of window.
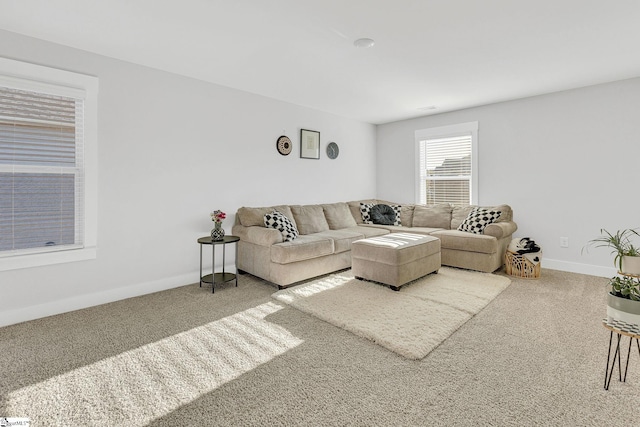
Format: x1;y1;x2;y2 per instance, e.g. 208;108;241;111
0;58;97;271
415;122;478;206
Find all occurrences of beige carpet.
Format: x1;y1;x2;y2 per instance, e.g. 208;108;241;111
272;267;511;359
4;268;638;426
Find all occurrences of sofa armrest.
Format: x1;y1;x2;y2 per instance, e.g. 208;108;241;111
484;221;517;239
232;224;283;246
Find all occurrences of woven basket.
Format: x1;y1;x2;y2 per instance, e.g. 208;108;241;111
505;251;540;279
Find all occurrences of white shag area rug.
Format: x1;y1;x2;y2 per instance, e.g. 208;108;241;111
272;267;511;359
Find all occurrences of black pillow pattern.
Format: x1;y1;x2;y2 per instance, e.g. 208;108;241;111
369;204;398;225
390;204;402;226
457;208;501;234
360;203;374;224
264;210;299;242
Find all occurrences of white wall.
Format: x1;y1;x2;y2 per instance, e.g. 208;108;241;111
0;31;377;326
377;77;640;278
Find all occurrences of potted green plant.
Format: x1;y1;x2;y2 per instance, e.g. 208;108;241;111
585;229;640;322
607;275;640;323
609;275;640;300
584;228;640;275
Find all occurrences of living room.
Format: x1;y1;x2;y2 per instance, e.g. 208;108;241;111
1;1;640;425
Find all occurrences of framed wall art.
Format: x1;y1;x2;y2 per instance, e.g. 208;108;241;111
326;142;339;159
300;129;320;159
276;135;292;155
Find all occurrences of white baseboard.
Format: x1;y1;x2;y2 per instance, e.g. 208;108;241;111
0;271;200;328
542;258;615;278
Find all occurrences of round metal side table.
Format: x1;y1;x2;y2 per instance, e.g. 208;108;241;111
197;235;240;293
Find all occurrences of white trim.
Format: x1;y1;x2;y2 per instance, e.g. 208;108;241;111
0;247;97;272
0;270;199;327
471;126;478;204
414;139;421;204
0;57;93;98
0;57;98;270
542;258;615;278
415;122;478;140
414;121;479;204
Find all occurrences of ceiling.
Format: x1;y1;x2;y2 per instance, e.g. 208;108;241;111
2;0;640;124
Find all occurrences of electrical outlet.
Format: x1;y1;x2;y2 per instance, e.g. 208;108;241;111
560;237;569;248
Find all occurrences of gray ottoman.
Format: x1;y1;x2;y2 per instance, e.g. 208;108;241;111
351;233;441;291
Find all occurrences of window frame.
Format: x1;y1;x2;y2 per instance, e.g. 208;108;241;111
0;57;98;271
414;122;478;206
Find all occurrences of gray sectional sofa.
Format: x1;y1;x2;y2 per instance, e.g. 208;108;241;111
231;200;517;288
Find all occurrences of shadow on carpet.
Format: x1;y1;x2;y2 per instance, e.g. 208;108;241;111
272;267;511;359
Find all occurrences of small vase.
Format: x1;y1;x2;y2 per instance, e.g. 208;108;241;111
211;222;225;241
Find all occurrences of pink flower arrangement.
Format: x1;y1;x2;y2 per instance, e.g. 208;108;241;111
211;210;226;223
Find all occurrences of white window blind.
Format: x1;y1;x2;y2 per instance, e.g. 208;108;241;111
418;134;473;206
0;86;85;255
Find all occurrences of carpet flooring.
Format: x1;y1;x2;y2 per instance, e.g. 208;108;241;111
272;268;511;359
1;267;638;426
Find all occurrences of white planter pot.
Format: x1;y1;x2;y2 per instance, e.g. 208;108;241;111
621;256;640;276
607;292;640;324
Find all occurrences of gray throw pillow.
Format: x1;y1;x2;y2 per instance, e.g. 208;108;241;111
369;204;397;225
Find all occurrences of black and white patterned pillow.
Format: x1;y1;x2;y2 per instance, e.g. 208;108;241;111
264;210;299;242
457;208;501;234
390;204;402;226
360;203;374;224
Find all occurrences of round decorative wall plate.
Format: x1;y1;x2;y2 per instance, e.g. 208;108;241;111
326;142;339;159
276;135;292;155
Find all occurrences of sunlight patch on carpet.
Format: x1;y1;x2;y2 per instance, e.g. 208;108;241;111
4;302;302;426
276;273;352;302
272;268;511;360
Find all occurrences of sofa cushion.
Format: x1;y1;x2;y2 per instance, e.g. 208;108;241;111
315;229;365;253
412;204;453;229
264;210;299;242
345;226;390;238
450;206;474;230
238;205;297;228
271;234;334;264
359;224;444;236
457;207;502;234
322;202;358;229
400;205;415;227
290;205;330;235
431;230;497;254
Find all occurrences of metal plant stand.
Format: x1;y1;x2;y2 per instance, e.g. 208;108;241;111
602;317;640;390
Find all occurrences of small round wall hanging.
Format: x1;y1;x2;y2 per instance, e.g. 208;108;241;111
276;135;292;155
326;142;339;159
